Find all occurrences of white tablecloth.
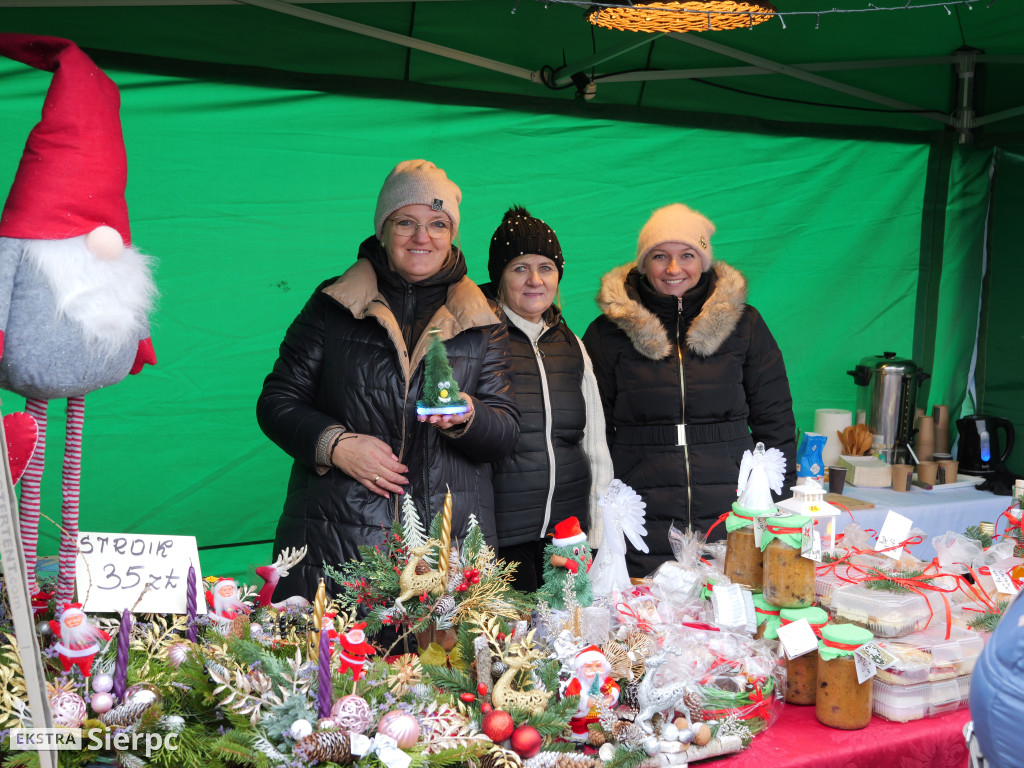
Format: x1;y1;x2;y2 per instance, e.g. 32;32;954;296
828;484;1015;560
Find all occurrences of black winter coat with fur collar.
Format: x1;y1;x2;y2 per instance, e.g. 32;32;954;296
582;261;796;576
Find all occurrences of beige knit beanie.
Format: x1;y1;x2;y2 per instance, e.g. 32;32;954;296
374;159;462;239
635;203;715;274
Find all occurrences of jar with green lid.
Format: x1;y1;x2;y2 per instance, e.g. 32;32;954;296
761;515;815;608
724;505;768;590
816;623;874;729
752;592;781;640
779;606;828;705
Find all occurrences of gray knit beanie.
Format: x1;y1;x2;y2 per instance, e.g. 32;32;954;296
374;159;461;239
636;203;715;274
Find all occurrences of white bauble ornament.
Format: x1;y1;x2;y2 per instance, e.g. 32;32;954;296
661;723;679;742
162;715;186;733
90;692;114;714
50;690;87;728
331;695;372;733
377;710;420;749
92;673;114;693
599;743;617;762
289;719;313;739
643;736;661;755
125;682;162;707
317;717;338;731
677;727;694;744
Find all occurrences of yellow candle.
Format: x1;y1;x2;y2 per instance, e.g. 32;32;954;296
438;486;453;578
313;578;327;631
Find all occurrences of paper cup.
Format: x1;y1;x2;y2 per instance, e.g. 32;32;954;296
827;466;847;494
937;459;959;485
916;461;938;485
891;464;913;492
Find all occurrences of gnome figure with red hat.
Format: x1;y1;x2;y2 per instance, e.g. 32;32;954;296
206;577;249;632
49;602;111;677
0;34;157;605
537;516;593;610
564;644;619;741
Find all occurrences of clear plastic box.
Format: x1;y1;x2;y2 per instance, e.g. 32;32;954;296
872;675;969;722
814;556;891;610
876;624;984;684
831;584;942;638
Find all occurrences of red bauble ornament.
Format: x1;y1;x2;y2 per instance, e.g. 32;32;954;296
482;709;515;742
510;724;542;758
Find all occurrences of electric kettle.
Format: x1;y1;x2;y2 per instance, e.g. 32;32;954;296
957;415;1015;476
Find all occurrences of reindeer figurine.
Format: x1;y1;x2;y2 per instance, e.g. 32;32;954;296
394;541;447;611
634;647;696;734
491;632;553;716
255;546;312;610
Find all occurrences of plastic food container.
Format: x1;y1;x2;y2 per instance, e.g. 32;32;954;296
872;676;968;722
876;625;984;683
762;515;815;608
816;624;874;730
831;584;939;638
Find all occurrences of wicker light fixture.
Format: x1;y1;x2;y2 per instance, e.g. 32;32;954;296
587;1;777;33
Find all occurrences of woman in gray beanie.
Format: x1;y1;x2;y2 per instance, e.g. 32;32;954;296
480;206;613;592
583;203;796;577
258;160;520;600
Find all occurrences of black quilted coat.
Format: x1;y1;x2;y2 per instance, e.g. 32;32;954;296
257;242;520;600
582;261;796;576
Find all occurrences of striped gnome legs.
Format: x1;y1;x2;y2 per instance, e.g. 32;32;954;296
19;395;85;604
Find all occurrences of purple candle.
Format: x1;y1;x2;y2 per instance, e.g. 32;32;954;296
113;609;130;701
186;563;198;643
317;626;332;719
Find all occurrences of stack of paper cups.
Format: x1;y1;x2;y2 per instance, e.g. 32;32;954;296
916;415;935;461
814;409;853;466
933;404;949;455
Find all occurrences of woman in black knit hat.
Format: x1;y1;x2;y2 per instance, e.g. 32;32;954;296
481;206;613;592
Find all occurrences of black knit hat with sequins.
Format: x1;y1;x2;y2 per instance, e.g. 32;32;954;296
488;205;564;286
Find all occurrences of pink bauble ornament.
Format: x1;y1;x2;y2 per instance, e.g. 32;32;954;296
510;725;542;758
50;690;87;728
377;710;420;749
90;692;115;714
331;695;372;734
167;642;190;668
92;673;114;694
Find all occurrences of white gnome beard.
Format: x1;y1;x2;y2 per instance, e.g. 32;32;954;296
61;616;103;646
24;236;157;356
214;590;245;615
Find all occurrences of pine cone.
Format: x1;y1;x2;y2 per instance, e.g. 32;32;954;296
229;614;251;640
683;690;703;721
587;729;607;747
294;730;352;763
415;560;431;575
100;701;153;727
481;745;522;768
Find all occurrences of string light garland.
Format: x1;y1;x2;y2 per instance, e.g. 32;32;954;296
530;0;990;32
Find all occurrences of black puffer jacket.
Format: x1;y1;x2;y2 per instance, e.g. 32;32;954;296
490;305;590;546
257;241;520;600
582;261;796;576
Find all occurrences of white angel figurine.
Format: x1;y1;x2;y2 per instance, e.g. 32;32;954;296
735;441;786;514
589;480;648;599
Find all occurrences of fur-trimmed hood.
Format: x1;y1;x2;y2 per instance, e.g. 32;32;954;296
595;261;747;360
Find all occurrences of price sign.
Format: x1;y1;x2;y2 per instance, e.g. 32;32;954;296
854;649;877;684
875;511;913;560
857;642;898;670
990;568;1020;596
75;532;206;614
776;618;818;659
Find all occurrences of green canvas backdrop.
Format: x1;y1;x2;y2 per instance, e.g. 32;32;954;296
0;58;974;584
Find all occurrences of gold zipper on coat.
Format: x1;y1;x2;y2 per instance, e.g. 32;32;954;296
677;297;692;533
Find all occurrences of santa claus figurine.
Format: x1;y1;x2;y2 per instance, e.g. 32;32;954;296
564;645;620;741
49;602;111;677
336;621;377;681
0;33;157;605
206;578;249;631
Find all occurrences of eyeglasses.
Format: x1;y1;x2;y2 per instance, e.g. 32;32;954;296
388;216;452;238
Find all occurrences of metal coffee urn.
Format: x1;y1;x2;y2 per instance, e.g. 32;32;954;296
847;352;930;464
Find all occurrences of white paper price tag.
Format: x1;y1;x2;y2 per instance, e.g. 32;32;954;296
754;516;770;548
854;649;877;683
776;618;818;659
857;642;898;670
990;568;1020;595
874;510;913;560
712;584;753;632
801;523;822;562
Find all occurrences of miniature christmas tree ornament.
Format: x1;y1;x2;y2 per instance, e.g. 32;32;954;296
416;329;469;416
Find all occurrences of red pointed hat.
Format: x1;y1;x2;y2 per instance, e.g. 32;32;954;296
552;516;586;547
574;645;605;666
0;33;130;244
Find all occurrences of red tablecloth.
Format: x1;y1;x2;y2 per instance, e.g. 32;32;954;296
710;704;970;768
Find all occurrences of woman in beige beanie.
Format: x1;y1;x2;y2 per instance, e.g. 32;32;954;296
582;203;796;576
258;160;520;599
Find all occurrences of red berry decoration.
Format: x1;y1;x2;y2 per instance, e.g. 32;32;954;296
477;683;488;696
481;703;492;714
510;725;542;758
460;692;477;703
482;710;516;743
